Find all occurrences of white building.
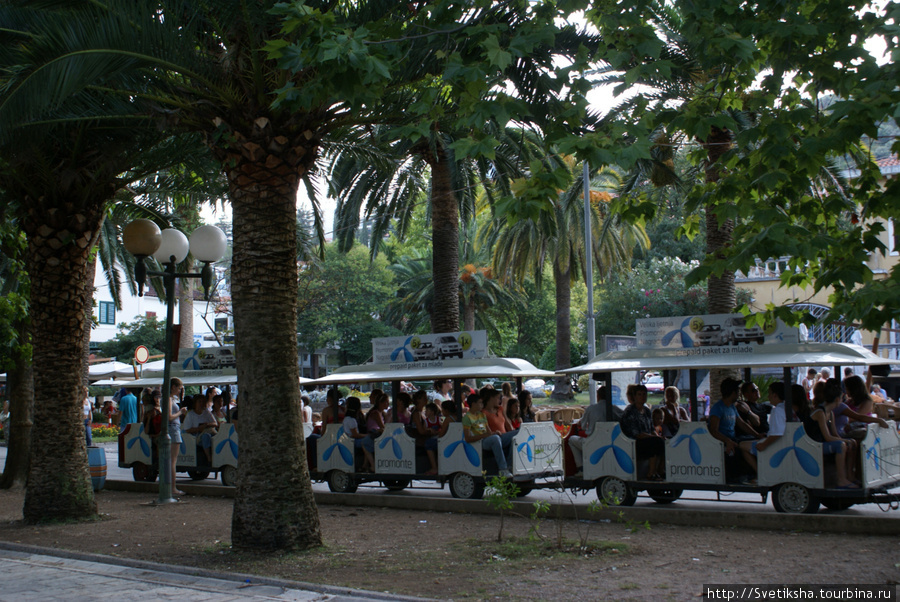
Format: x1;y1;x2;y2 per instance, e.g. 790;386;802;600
91;264;233;349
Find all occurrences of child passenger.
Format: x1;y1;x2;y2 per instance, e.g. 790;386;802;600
651;407;665;438
422;402;443;475
462;392;512;478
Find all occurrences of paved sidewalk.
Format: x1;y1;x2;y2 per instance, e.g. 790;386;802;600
0;544;414;601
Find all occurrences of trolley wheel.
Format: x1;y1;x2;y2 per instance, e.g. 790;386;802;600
648;487;683;504
596;476;637;506
820;497;855;511
187;469;210;481
515;481;535;497
772;483;819;514
132;463;158;483
449;472;485;500
220;465;237;487
327;470;358;494
383;479;411;491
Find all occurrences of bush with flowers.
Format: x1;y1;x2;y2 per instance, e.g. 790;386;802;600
91;424;119;439
595;257;752;336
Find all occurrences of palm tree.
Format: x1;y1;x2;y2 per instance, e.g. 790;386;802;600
384;216;518;340
0;3;220;520
325;118;529;333
492;160;649;399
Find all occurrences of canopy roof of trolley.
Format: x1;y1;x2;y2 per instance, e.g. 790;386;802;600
93;374;314;388
559;342;894;374
310;357;556;386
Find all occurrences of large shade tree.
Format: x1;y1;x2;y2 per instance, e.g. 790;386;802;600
4;0;602;549
0;2;215;519
492;159;649;398
589;0;900;332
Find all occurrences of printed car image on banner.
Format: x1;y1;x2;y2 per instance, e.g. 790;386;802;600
372;331;488;364
635;314;800;350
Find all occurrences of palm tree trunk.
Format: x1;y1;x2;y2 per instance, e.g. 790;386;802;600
551;260;574;400
0;318;33;490
22;207;101;522
704;126;739;396
217;125;322;551
462;297;475;331
178;280;194;349
429;152;460;333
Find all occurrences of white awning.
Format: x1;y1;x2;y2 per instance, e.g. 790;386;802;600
88;361;136;380
92;374;313;388
561;342;893;374
310;357;555;385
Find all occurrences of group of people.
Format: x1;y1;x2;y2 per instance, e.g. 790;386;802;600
311;380;539;477
564;371;891;488
695;374;888;487
137;380;235;496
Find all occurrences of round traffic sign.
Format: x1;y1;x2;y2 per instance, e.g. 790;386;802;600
134;345;150;364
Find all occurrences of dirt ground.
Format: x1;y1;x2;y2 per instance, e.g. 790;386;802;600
0;488;898;600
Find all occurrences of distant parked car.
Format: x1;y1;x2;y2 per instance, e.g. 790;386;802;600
435;335;463;359
696;324;727;347
645;375;665;394
413;341;437;361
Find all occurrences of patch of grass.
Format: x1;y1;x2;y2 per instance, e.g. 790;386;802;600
456;536;627;564
620;583;640;590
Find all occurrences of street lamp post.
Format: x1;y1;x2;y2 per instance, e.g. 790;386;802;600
122;219;227;504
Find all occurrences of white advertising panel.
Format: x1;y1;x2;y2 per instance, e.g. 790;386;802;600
666;423;725;485
636;314;800;350
373;425;417;475
372;331;488;366
511;423;563;475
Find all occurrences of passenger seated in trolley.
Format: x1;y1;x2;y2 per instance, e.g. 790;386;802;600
660;386;688;437
805;379;860;488
343;396;375;473
708;378;761;458
462;389;512;478
568;385;606;478
737;380;770;434
619;384;665;480
182;394;218;465
739;382;787;478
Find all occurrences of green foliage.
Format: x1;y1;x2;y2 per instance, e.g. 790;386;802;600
591;0;900;330
484;475;520;543
97;316;167;361
487;279;558;364
297;244;398;366
595;257;753;337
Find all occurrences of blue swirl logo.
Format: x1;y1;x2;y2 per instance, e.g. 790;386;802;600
866;436;881;471
126;424;150;457
671;426;707;465
769;427;820;476
323;426;353;465
378;426;405;459
517;434;536;462
661;317;695;348
214;424;239;460
443;437;481;467
589;424;635;473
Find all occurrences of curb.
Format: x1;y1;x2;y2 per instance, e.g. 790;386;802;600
0;541;430;601
102;479;900;536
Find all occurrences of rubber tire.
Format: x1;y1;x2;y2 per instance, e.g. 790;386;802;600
820;497;855;511
220;465;237;487
449;472;485;500
648;487;683;504
132;463;158;483
187;469;210;481
515;481;534;498
772;483;819;514
383;479;411;491
596;476;637;506
327;470;358;494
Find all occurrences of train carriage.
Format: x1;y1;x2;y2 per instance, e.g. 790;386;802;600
560;327;900;513
307;356;563;498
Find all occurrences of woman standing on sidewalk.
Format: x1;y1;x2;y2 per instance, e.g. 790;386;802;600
167;378;188;496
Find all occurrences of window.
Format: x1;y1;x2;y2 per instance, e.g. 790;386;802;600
145;311;156;318
215;317;229;332
98;301;116;325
